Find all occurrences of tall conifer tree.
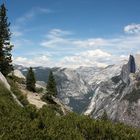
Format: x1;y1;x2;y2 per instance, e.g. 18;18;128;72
0;3;13;76
46;71;57;96
26;67;36;92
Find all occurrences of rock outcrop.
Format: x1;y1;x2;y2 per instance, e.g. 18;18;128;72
0;71;23;107
128;55;136;73
13;69;26;79
0;72;10;90
121;55;136;84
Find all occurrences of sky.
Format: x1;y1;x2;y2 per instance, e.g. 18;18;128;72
3;0;140;68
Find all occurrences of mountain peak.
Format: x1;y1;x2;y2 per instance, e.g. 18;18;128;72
129;55;136;73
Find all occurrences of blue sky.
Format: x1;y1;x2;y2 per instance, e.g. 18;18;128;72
4;0;140;67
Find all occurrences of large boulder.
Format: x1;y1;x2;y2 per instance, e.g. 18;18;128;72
0;72;10;90
13;69;25;79
0;71;24;107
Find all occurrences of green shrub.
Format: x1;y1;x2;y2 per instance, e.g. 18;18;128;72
0;82;140;139
7;78;29;106
8;74;25;84
42;94;56;104
35;87;44;93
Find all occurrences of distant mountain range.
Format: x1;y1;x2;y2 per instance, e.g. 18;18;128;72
15;55;140;127
14;65;51;83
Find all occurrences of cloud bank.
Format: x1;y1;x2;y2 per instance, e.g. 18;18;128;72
12;15;140;68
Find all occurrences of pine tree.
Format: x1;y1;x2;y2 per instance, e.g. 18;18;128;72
0;3;13;76
26;67;36;92
46;71;57;96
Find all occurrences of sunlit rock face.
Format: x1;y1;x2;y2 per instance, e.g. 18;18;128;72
53;55;140;127
0;72;10;90
53;67;96;113
53;64;124;113
13;69;26;79
83;55;140;127
121;55;136;84
135;54;140;80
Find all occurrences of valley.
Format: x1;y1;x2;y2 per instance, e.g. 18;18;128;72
15;55;140;127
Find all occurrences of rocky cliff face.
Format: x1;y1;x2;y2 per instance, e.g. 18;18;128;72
84;55;140;127
53;65;124;113
53;55;140;127
16;55;140;127
53;67;94;112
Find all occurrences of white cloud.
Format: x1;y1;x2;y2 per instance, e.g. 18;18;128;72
13;49;130;69
41;28;140;54
41;29;73;48
38;27;140;68
16;7;52;24
13;55;51;67
124;23;140;34
73;38;109;47
41;29;109;48
13;24;140;68
57;49;112;68
13;50;112;68
77;49;111;58
41;37;71;48
48;29;72;38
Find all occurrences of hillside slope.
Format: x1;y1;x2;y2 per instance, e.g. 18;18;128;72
0;82;140;139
